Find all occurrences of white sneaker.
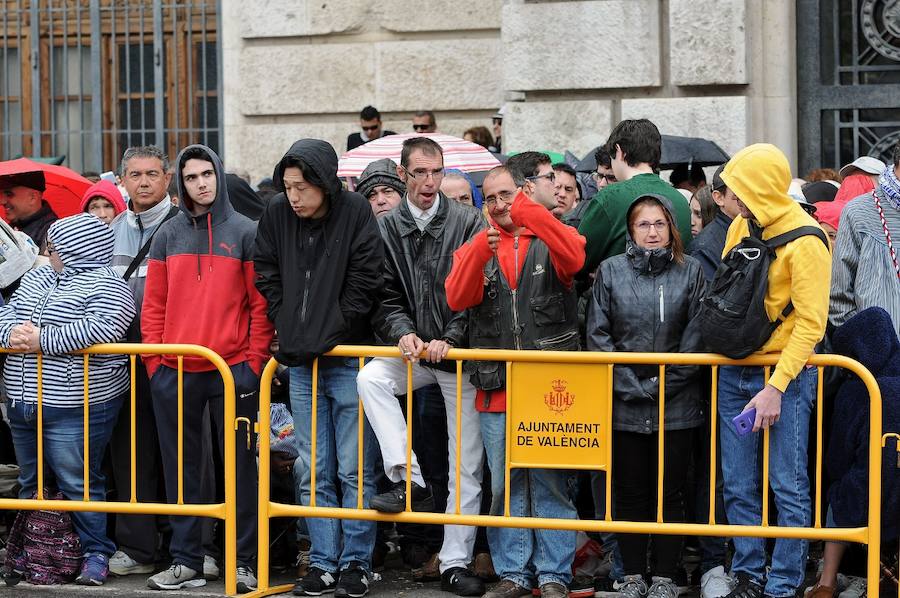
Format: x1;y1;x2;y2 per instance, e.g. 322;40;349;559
147;564;207;590
838;576;867;598
701;566;735;598
236;566;258;594
203;555;220;581
109;550;154;576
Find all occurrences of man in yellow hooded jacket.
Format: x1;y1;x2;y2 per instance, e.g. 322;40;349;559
716;144;831;598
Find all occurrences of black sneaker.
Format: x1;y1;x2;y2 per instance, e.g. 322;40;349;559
293;566;337;596
370;480;434;513
440;566;484;596
724;573;764;598
335;563;369;598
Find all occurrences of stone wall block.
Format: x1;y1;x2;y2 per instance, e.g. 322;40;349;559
376;40;504;111
502;0;661;91
620;96;750;157
238;45;376;116
669;0;748;86
378;0;502;32
239;0;370;39
504;100;614;158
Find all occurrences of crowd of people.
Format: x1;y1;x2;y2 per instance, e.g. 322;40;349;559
0;111;896;598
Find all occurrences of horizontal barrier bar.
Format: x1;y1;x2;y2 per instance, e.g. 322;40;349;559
322;345;863;368
265;502;869;543
0;498;227;518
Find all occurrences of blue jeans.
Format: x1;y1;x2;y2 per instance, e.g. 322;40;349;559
718;366;816;597
8;395;124;556
480;412;576;589
291;361;378;573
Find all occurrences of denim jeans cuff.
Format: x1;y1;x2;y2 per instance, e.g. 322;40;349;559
309;561;338;574
537;574;571;587
502;574;533;590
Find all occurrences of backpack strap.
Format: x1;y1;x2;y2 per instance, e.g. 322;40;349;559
765;225;829;250
764;226;829;322
123;205;178;281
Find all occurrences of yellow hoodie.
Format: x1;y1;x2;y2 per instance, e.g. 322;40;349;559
720;144;832;392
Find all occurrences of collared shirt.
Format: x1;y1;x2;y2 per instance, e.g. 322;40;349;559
407;195;441;231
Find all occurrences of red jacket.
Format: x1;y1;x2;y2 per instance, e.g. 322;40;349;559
445;192;586;411
141;147;273;377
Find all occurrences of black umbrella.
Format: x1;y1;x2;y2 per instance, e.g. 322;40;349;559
573;134;730;173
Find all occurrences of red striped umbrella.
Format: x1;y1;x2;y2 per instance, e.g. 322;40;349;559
337;133;500;177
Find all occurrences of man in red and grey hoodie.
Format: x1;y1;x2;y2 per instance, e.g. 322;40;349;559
444;165;585;598
141;144;273;593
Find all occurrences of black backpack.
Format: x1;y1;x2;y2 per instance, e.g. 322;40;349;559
698;223;829;359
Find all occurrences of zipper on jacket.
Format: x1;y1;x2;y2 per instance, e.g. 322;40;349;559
299;233;314;323
511;235;522;350
659;284;665;323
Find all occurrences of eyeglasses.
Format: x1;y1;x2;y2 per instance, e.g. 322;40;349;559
403;166;444;182
526;172;555;184
591;172;617;184
361;124;380;132
46;241;57;254
412;124;432;132
492;118;503;125
635;220;668;233
484;190;516;207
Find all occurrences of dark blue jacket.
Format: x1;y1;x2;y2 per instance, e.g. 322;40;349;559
827;307;900;537
687;210;732;282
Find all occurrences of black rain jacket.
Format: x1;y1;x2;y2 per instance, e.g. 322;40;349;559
374;194;484;371
254;139;384;366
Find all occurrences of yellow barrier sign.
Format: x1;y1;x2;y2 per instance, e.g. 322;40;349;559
507;362;608;470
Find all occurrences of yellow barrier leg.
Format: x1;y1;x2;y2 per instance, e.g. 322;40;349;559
406;359;413;512
657;364;665;523
257;359;277;593
709;366;718;525
130;355;137;503
83;354;90;502
223;360;237;596
37;354;44;500
358;357;366;510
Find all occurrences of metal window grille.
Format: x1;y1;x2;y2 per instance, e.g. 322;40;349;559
798;0;900;174
0;0;222;174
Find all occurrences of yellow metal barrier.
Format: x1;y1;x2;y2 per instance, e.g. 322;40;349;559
0;344;239;596
250;346;884;598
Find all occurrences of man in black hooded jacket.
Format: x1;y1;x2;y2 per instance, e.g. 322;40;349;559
254;139;384;597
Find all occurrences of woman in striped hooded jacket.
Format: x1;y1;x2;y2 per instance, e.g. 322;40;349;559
0;212;136;586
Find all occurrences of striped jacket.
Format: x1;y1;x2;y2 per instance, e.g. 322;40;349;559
0;213;137;408
830;190;900;337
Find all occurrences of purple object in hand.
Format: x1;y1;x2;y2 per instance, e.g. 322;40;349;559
732;408;757;437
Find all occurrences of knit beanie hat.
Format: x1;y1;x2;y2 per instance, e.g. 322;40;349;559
357;158;405;198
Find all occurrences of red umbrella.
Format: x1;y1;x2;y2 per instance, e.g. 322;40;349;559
338;133;501;177
0;158;93;221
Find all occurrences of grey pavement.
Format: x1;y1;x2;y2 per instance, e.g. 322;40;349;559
0;567;457;597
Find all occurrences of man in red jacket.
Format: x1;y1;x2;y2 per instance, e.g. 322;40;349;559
141;145;274;593
444;165;585;598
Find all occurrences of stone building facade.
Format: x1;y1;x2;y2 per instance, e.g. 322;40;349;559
222;0;795;182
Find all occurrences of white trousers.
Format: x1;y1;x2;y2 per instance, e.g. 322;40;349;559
357;357;484;572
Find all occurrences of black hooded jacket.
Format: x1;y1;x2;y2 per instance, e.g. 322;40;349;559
225;173;265;221
254;139;384;366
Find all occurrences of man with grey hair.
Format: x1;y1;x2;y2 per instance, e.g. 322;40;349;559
106;145;178;577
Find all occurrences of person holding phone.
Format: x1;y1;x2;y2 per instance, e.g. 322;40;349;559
586;193;706;598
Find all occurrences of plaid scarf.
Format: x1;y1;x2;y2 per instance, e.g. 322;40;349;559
878;166;900;212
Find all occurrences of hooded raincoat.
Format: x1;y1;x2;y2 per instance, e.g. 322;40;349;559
0;213;136;407
254;139;384;366
719;144;832;392
140;145;274;377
